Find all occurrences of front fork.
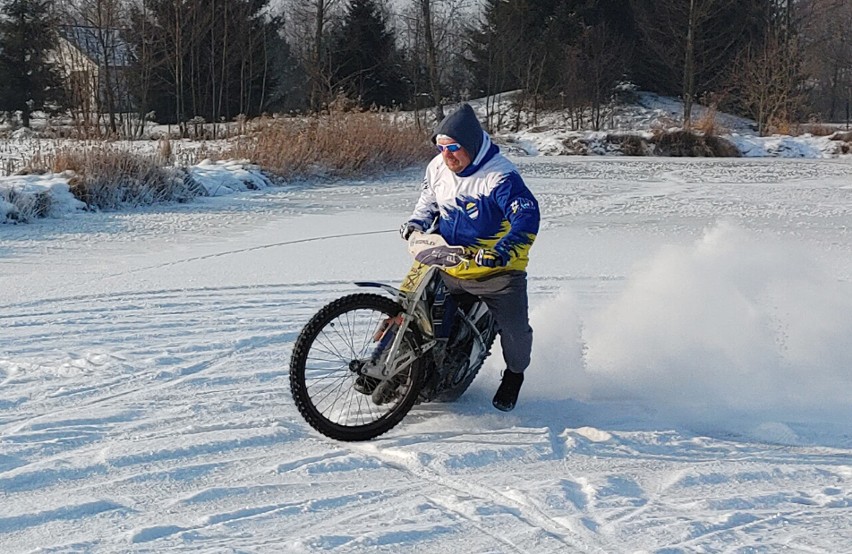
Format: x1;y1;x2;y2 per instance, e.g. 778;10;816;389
359;312;434;380
370;314;404;364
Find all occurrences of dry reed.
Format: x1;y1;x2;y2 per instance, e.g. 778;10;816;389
651;129;740;157
693;104;728;137
9;111;434;218
28;144;200;209
223;111;433;179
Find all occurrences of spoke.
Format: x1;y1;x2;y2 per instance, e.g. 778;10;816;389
307;373;350;405
306;341;347;362
315;327;350;362
331;311;357;359
325;372;356;423
305;354;347;365
320;382;341;417
343;310;359;357
304;371;346;394
360;310;382;357
304;374;344;392
343;385;357;425
304;361;347;377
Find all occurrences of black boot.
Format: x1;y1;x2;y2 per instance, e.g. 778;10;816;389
492;370;524;412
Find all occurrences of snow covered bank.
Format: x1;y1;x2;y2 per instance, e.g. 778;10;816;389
479;91;852;158
1;159;271;223
502;126;851;158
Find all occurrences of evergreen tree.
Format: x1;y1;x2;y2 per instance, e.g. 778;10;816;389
0;0;65;127
466;0;590;99
575;0;637;39
328;0;409;109
264;29;307;113
464;0;635;130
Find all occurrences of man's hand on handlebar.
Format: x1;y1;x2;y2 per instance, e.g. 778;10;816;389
400;221;426;240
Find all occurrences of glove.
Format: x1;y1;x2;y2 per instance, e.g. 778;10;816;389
475;247;509;268
400;221;425;240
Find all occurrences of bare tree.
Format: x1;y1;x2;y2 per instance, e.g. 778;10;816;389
282;0;342;112
165;0;189;133
557;43;585;130
580;23;627;131
418;0;443;121
731;34;804;135
125;0;168;137
682;0;698;126
395;0;474;125
800;0;852;121
152;0;209;135
187;0;212;121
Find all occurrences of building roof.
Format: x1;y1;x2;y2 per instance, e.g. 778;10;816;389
58;25;133;67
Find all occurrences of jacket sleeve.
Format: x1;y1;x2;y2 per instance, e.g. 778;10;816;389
409;176;439;230
491;172;540;258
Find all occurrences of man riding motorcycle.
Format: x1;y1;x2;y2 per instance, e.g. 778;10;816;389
400;103;540;412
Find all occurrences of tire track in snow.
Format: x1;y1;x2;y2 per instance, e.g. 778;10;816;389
2;331;293;439
0;283;332;499
0;229;398;310
667;508;814;551
351;441;613;553
0;280;355;313
420;493;527;553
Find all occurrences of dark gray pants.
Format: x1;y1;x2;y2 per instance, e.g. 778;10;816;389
441;271;533;374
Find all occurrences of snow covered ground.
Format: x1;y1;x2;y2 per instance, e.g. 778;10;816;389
1;155;852;552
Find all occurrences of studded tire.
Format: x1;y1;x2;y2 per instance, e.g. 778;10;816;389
289;293;425;441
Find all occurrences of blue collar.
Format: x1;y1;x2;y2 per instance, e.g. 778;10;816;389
457;143;499;177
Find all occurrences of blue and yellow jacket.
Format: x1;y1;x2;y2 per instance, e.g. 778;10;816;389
408;133;539;280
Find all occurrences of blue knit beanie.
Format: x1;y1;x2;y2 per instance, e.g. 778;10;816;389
431;104;484;156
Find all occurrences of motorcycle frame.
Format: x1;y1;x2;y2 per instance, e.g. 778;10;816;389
353;268;438;380
354;267;493;386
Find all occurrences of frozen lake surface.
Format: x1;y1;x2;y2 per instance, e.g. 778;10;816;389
1;156;851;552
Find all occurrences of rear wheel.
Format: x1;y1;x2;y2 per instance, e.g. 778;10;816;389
434;311;497;402
289;293;424;441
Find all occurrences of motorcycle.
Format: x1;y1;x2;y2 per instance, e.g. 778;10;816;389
289;231;498;441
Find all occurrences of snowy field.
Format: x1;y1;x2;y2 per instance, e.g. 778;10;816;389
1;156;851;553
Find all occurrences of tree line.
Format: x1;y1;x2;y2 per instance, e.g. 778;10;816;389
0;0;849;137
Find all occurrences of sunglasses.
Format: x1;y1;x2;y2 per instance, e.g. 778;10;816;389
436;143;463;153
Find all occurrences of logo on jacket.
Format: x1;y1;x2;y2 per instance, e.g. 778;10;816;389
465;201;480;219
511;198;534;214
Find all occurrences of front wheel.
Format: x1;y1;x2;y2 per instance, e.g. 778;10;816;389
289;293;424;441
